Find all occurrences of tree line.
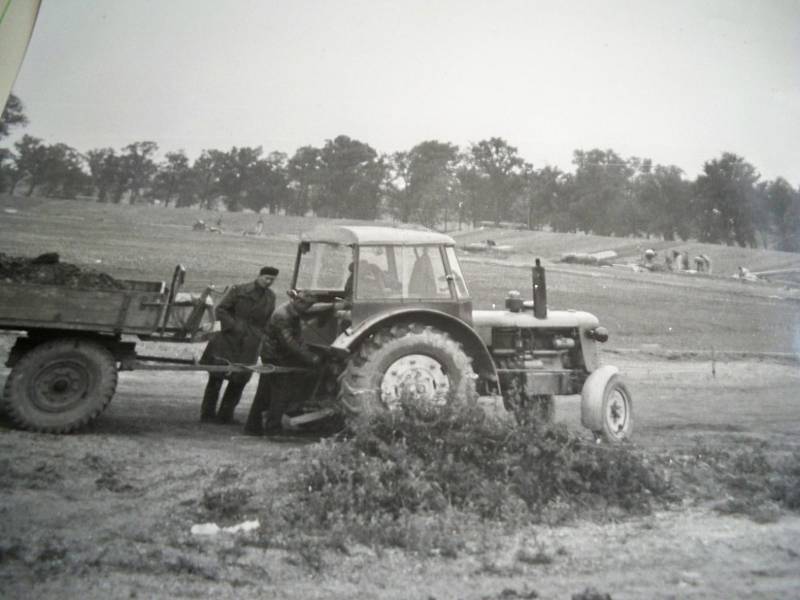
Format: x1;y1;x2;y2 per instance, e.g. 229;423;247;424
2;94;799;251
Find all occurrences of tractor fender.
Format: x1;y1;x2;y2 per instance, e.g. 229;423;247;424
331;307;498;382
580;364;621;431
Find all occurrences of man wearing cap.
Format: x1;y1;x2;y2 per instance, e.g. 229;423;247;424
199;266;278;424
244;289;321;435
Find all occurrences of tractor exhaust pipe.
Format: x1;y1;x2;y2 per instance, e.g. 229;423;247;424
532;258;547;319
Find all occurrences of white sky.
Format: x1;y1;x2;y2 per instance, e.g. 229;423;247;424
7;0;800;183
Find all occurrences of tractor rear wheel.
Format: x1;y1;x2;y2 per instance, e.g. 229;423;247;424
338;323;477;420
2;338;117;433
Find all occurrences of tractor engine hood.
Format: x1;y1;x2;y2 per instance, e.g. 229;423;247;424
472;309;600;331
472;308;601;352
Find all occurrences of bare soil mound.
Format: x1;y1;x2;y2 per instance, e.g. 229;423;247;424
0;252;127;289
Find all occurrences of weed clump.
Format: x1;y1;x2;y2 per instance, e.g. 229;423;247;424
201;486;252;521
289;399;670;550
697;446;800;521
769;452;800;510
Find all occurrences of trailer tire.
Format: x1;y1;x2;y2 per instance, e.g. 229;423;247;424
2;338;117;433
339;323;477;421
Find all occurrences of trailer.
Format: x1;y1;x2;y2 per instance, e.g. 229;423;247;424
0;266;300;433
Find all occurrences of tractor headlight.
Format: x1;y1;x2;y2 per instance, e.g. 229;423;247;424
586;327;609;343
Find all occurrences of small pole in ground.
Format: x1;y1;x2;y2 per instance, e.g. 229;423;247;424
711;346;716;379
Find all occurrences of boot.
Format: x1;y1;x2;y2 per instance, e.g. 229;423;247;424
217;376;249;424
201;375;223;422
244;375;271;435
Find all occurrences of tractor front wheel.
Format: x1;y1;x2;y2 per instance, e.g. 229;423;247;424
338;323;477;420
594;375;633;443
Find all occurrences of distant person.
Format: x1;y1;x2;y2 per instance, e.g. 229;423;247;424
245;290;321;435
671;250;682;270
642;248;657;270
700;254;712;274
255;216;264;235
200;266;278;424
694;256;706;272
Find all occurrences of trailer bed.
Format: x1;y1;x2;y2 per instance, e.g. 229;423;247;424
0;279;168;336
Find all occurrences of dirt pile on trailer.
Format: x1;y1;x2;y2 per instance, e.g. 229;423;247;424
0;252;127;289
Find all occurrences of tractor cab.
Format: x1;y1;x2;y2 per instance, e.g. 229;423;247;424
292;226;472;336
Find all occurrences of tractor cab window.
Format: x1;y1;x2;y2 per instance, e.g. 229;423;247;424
445;246;469;298
356;246;402;299
402;246;451;299
295;242;352;292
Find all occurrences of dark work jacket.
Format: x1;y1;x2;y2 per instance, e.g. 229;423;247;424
201;282;275;365
260;301;317;367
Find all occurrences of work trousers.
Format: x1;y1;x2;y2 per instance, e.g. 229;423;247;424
244;374;272;434
244;371;315;433
201;372;252;422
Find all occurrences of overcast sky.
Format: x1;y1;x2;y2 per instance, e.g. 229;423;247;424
7;0;800;182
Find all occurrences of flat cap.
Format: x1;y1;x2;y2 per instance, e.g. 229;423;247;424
259;266;279;276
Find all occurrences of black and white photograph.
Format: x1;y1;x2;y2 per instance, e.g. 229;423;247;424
0;1;798;598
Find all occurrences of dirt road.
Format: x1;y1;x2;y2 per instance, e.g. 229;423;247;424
2;354;799;599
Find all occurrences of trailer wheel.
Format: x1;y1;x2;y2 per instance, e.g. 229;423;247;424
2;338;118;433
339;323;477;420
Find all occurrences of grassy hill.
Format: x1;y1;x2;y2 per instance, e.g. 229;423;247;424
1;196;798;353
451;226;800;279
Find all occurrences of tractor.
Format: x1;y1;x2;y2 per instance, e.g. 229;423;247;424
284;225;632;442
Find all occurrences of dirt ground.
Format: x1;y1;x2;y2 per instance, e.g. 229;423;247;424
1;199;799;598
1;354;799;600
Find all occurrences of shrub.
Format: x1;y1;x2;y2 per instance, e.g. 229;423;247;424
287;398;671;551
769;452;800;510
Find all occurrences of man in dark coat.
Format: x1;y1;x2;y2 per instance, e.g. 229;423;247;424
200;266;278;423
244;290;320;435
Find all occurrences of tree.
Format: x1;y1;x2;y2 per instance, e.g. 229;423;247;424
0;94;28;139
467;138;525;225
521;165;567;230
246;151;290;214
316;135;385;219
39;143;88;199
387;151;412;222
120;141;159;203
568;149;636;236
631;164;693;241
152;150;194;207
86;148;123;202
287;146;322;216
406;141;459;229
694;153;760;247
192;150;224;209
761;178;800;252
9;134;46;196
455;158;490;227
213;146;262;211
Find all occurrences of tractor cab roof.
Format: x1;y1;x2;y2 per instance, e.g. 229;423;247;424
301;225;455;247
